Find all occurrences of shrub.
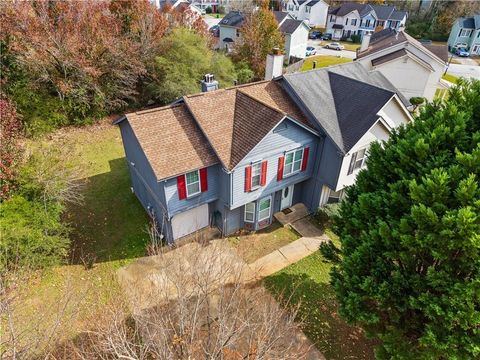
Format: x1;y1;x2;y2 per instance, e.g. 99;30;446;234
205;6;212;14
350;34;361;44
0;196;70;272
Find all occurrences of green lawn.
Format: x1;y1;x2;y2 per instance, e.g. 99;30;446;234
337;41;360;52
302;55;352;71
11;122;150;350
264;232;377;360
442;73;460;84
434;88;448;101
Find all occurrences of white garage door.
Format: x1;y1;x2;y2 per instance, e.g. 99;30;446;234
171;204;209;240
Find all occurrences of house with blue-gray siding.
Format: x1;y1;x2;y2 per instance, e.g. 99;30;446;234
115;62;412;243
447;15;480;55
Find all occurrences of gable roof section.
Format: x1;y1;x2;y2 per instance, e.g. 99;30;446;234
475;15;480;29
121;104;218;180
279;19;305;34
390;10;407;21
184;81;315;170
329;2;366;17
220;11;244;28
461;17;475;29
370;4;394;20
329;72;394;151
357;29;447;65
273;10;290;24
371;48;434;71
283;62;398;153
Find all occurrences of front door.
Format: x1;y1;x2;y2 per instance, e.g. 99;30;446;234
281;185;294;210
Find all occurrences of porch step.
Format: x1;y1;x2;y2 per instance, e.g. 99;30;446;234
274;203;310;226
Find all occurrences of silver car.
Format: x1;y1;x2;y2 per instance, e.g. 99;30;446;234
325;42;345;51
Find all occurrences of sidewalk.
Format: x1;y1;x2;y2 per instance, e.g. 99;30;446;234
249;235;329;277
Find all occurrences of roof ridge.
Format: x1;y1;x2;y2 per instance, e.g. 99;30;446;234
328;70;395;96
129;102;183;116
236;88;287;116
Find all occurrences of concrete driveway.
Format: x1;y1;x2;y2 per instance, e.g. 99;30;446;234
307;39;357;59
446;63;480;80
203;15;221;29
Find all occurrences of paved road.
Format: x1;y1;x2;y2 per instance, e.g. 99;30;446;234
307;39;356;59
446;63;480;80
203;15;221;29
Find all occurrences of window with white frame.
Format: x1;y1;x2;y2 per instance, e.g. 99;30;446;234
306;6;311;13
295;5;299;10
351;18;357;26
244;202;255;222
284;148;304;177
251;161;262;188
348;148;367;175
330;15;336;22
258;197;271;221
288;4;293;10
186;170;201;197
460;29;472;37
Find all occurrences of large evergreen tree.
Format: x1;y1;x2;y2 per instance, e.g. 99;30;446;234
321;79;480;359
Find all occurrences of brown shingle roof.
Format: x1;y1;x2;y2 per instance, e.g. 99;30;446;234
125;104;218;180
184;81;316;170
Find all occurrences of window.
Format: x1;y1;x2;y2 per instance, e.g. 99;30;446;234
284;148;304;176
295;5;299;10
345;18;348;25
236;29;240;37
347;148;367;175
365;19;371;27
258;197;271;221
328;188;344;204
377;20;384;27
460;29;472;37
330;15;336;22
244;202;255;222
185;170;201;197
306;6;311;13
251;162;262;188
351;18;357;26
288;5;293;11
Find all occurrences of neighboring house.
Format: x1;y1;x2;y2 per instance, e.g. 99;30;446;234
115;62;412;242
326;2;407;40
219;10;309;61
447;15;480;55
283;0;329;28
152;0;227;13
356;28;448;101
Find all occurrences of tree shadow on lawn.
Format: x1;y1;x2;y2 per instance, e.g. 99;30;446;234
67;157;150;265
264;272;378;360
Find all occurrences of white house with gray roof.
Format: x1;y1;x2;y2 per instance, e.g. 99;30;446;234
219;10;309;61
283;0;329;27
447;15;480;55
326;2;407;40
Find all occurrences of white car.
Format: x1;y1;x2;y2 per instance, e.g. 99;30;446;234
306;46;317;56
325;42;344;51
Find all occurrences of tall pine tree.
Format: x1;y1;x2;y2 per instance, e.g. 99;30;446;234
321;79;480;359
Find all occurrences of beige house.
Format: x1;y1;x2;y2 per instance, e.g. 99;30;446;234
355;29;448;101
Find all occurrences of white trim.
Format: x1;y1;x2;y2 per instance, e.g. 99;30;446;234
185;169;201;198
258;196;272;222
250;161;262;189
283;147;304;177
244;202;256;223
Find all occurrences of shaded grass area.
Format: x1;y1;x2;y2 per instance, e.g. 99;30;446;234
12;123;149;349
302;55;352;71
227;221;300;263
264;234;376;360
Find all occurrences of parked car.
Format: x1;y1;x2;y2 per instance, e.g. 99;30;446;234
309;31;322;39
306;46;317;56
209;24;220;37
455;47;470;57
321;33;332;40
325;42;344;51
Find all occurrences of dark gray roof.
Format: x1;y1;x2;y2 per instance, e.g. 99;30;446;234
279;19;304;34
390;10;407;21
219;11;244;28
370;4;394;20
273;11;289;24
306;0;321;6
475;15;480;29
461;17;475;29
329;3;366;17
283;62;404;153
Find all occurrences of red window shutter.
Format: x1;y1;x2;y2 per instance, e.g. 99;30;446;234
200;168;208;192
245;166;252;192
260;160;268;186
301;147;310;171
277;156;284;181
177;175;187;200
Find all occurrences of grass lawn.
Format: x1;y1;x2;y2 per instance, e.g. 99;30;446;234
442;73;460;84
264;232;377;360
302;55;352;71
11;121;150;351
337;41;360;51
434;88;448;101
227;221;300;263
